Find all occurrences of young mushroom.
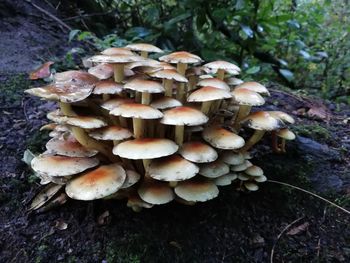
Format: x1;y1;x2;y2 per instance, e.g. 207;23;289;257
125;43;164;58
203;60;241;80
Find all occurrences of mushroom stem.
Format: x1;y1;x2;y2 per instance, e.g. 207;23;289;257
133;118;144;139
201;101;213;115
141;92;151;105
240;130;266;152
280;139;286;153
141;51;148;58
113;64;124;83
119;117;128;128
102;94;110;101
177;63;187;76
234;105;252;131
59;102;76;116
176;63;188;103
143;159;151;173
175;125;185;146
217;69;225;80
188;75;197;91
164;79;173;97
271;131;281;153
135;92;141;103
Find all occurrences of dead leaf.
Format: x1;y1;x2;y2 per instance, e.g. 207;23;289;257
54;219;68;230
97;210;111;225
307;105;329;121
286;222;309;236
36;193;68;213
169;241;182;250
29;183;63;211
29;61;54;80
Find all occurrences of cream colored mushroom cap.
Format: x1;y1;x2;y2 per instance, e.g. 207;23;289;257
231;160;253;172
65;164;126;200
110;103;163;119
235;82;270;96
225;77;244;86
93;80;123;95
88;63;114;80
244;182;259;191
159;51;203;64
127;194;153;209
187;86;232;102
214;173;238;186
54;70;99;85
88;126;133;141
203;60;241;72
202;126;245;150
277;128;296;140
138;181;175;205
113;138;178;159
101;97;134;111
149;155;198;182
241;111;285;131
124;79;164;93
199;160;230;178
88;54;145;64
231;88;265;106
179;141;218;163
245;165;264;177
126;59;162;69
125;43;164;53
197;78;230;91
65;116;108;129
101;47;134;56
31;155;99;177
221;151;245;165
150;96;182;110
121;170;141;189
46;136;98;157
150;69;188;82
254;175;267;183
268;111;295;124
175;180;219;202
161;106;208;126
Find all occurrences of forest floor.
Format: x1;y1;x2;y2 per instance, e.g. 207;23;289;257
0;1;350;263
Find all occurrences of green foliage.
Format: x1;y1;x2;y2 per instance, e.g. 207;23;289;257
64;0;349;102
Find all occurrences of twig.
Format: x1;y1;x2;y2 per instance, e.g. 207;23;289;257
62;11;114;21
267;180;350;215
270;216;304;263
25;0;72;32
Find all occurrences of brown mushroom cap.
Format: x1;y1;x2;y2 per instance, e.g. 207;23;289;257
244;165;264;177
46;136;98;157
241;111;285;131
268;111;295;124
65;116;108;129
125;43;163;53
31;155;99;177
174;179;219;202
65;163;126;200
276;128;296;140
54;70;99;85
88;63;114;80
199;160;230;178
138;181;175;205
149;155;199;181
124;79;164;93
197;78;230;91
88;126;133;141
88;54;145;64
231;88;265;106
113;138;178;159
150;96;182;110
93;80;123;95
203;60;241;74
187;86;232;102
101;47;134;56
161;106;208;126
179;141;218;163
149;69;188;82
202;125;245;149
126;59;162;69
101;97;134;111
235;82;270;96
110;103;163;119
159;51;202;64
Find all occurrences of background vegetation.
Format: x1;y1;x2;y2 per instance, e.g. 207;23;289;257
53;0;349;102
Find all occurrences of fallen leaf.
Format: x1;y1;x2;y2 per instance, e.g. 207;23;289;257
54;219;68;230
287;222;309;236
29;61;54;80
29;184;63;211
307;105;329;121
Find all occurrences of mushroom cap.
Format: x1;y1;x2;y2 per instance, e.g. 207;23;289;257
221;151;245;165
65;164;126;200
150;69;188;82
149;155;199;181
268;111;295;124
244;182;259;191
65;116;108;129
88;63;114;80
46;136;98;157
276;128;296;140
254;175;267;183
241;111;285;131
125;43;164;53
244;165;264;177
179;141;218;163
235;82;270;96
199;160;230;178
231;160;253;172
124;79;164;93
237;173;250;181
46;110;67;124
88;54;145;64
138;181;174;205
187;86;232;102
161;106;208;126
126;59;162;69
214;173;238;186
93;80;123;95
25;83;93;103
101;97;134;111
159;51;203;64
186;67;204;77
113;138;178;159
150;96;182;110
231;88;265;106
110;103;163;119
203;60;241;73
127;194;153;209
101;47;134;56
202;126;245;150
54;70;99;85
88;125;133;141
174;179;219;202
31;155;99;177
121;170;141;189
197;78;230;91
199;74;214;79
225;77;244;86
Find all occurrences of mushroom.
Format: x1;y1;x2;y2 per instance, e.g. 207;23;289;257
174;179;219;202
125;43;163;58
275;128;296;153
202;125;245;150
179;141;218;163
214;173;238;186
199;160;230;178
124;79;164;105
138;180;175;205
203;60;241;80
234;82;270;96
149;69;188;97
196;78;230;91
93;80;123;100
88;63;134;80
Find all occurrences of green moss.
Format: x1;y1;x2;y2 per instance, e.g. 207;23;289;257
26;130;49;154
105;242;142;263
0;74;30;105
293;124;331;141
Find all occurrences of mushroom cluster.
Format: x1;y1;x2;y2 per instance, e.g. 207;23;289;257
26;43;296;212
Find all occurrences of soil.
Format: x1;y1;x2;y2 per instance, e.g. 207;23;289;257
0;1;350;263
